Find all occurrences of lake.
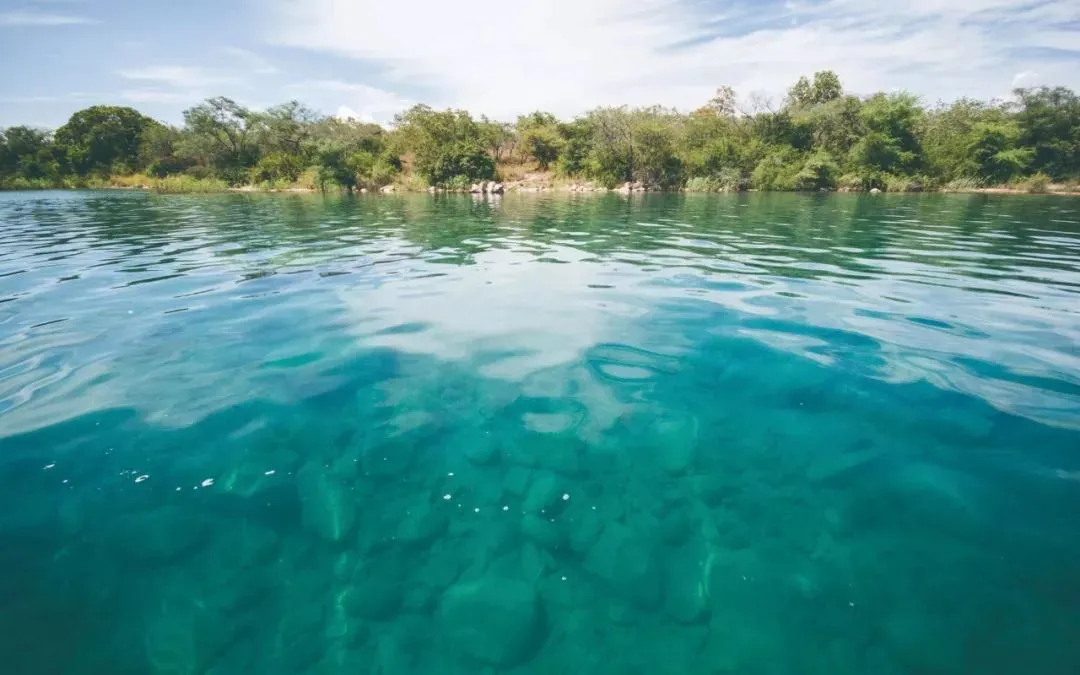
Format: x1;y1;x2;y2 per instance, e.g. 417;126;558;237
2;190;1080;675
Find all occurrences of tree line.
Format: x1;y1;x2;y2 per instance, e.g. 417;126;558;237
2;72;1078;192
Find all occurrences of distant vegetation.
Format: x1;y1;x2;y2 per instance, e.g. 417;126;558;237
2;72;1078;193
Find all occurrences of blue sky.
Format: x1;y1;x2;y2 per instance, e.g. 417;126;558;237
2;0;1079;128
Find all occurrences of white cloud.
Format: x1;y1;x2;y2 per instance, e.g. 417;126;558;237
287;80;413;124
222;46;278;75
0;10;97;25
267;0;1080;120
120;90;198;104
1012;70;1042;88
118;66;236;89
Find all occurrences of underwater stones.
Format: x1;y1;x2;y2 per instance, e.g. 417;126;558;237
521;542;548;580
110;508;211;563
439;578;544;667
522;514;563;550
660;511;692;546
664;553;711;624
143;600;235;675
297;465;356;544
524;470;565;514
566;508;604;555
693;473;729;507
535;439;582;476
584;523;662;609
502;466;532;498
403;584;439;613
462;438;499;466
655;412;699;475
344;579;403;621
418;550;466;591
361;440;416;479
607;603;638;625
396;501;449;547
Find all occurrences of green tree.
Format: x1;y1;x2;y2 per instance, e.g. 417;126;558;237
1014;86;1080;178
848;92;924;175
54;106;159;176
478;117;515;163
788;71;843;108
393;105;494;185
182;97;260;182
0;126;61;181
517;112;563;170
139;124;194;177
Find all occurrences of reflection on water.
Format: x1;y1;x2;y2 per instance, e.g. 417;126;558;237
2;190;1080;675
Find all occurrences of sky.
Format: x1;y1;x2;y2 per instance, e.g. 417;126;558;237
1;0;1079;128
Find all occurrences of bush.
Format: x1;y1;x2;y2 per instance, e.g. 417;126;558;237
838;173;874;191
441;175;472;191
685;168;747;192
1019;172;1051;193
944;177;984;191
149;175;229;193
792;151;839;190
751;152;801;191
884;174;913;192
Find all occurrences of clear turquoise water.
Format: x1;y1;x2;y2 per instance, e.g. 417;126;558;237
3;190;1080;675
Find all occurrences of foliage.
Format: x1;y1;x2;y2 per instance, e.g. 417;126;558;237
514;112;561;170
2;73;1079;193
792;151;840;190
751;149;802;190
393;105;495;185
54;106;160;176
1019;172;1052;193
685;168;746;192
1013;87;1080;179
788;71;844;108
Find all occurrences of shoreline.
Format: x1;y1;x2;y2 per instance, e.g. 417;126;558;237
7;184;1076;197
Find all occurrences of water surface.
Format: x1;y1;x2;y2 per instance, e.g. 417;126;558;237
3;191;1080;674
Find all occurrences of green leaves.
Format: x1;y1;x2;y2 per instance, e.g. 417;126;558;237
2;71;1078;192
393;105;495;185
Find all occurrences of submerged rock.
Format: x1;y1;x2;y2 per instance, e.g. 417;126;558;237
522;514;563;550
462;437;499;466
523;470;564;514
344;578;403;620
502;466;532;498
566;508;604;555
109;508;211;563
660;510;692;546
396;501;449;547
584;523;662;608
297;465;356;544
655;411;699;475
664;549;711;624
439;578;543;667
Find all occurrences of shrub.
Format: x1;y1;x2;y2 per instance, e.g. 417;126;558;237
1019;172;1051;193
751;152;801;191
441;175;472;191
685;168;746;192
792;151;839;190
884;174;913;192
149;175;229;193
944;177;984;191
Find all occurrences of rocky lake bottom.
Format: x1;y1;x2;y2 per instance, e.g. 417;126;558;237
2;191;1080;674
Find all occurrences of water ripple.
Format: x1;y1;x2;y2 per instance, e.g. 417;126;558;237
1;191;1079;436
